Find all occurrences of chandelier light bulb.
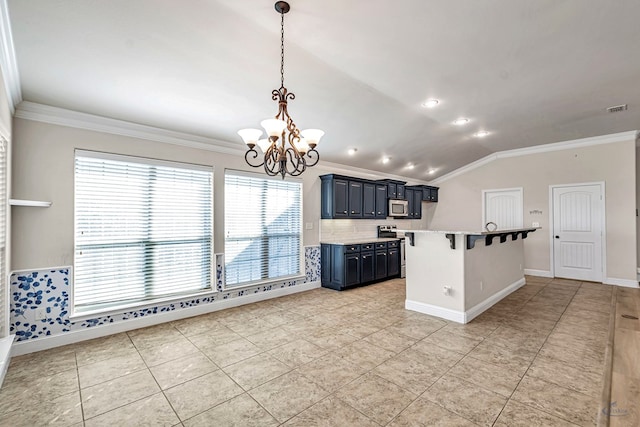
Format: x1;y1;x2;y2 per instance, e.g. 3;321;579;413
237;129;263;147
294;138;309;154
300;129;324;148
256;139;272;153
261;119;287;137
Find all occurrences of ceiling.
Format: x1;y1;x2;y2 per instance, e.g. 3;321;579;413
6;0;640;180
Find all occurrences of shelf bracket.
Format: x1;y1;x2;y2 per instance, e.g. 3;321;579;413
444;233;456;250
466;234;484;250
405;232;414;247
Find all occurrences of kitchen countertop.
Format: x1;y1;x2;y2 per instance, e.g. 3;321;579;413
319;237;401;245
397;227;541;235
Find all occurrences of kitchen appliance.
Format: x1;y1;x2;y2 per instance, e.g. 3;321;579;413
377;225;406;278
388;199;409;217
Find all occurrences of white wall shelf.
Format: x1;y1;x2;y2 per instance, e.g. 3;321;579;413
9;199;52;207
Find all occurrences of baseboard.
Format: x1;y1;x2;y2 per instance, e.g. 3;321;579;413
464;278;526;322
0;335;15;388
405;300;465;323
603;277;639;288
524;269;553;278
12;281;321;356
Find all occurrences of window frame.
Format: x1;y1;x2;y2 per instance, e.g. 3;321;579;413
222;169;304;290
71;149;215;319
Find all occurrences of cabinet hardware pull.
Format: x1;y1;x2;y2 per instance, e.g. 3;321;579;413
343;210;347;213
351;211;355;213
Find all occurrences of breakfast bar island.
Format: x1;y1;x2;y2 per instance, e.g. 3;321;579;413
401;227;538;323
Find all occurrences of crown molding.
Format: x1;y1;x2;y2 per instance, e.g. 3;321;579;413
15;101;430;185
0;0;21;113
431;130;639;185
15;101;246;155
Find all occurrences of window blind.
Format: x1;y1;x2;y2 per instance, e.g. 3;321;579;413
0;137;6;337
74;151;213;313
224;171;302;287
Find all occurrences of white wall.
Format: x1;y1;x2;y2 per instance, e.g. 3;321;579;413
429;136;637;282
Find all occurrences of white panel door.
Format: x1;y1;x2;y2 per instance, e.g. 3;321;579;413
552;184;603;282
483;188;523;230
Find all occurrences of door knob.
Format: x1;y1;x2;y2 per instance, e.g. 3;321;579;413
555;236;560;239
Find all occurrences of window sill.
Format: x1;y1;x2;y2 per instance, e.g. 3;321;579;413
221;274;306;292
70;289;218;322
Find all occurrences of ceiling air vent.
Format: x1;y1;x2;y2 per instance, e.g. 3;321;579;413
607;104;628;113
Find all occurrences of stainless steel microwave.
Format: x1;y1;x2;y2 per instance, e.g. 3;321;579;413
388;199;409;217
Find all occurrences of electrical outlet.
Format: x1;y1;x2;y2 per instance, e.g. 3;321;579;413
532;222;540;227
35;308;47;320
305;222;313;230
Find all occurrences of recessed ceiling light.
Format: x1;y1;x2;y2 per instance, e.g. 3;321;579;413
348;148;357;155
421;99;439;108
453;118;470;126
407;163;415;169
474;130;490;138
382;156;391;164
428;169;436;175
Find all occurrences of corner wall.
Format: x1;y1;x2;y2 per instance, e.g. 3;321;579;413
429;136;637;283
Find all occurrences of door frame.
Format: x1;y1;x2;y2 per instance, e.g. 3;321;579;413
548;182;606;282
481;187;523;230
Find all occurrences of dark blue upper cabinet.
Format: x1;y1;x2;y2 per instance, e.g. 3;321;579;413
397;184;406;200
375;185;387;218
362;182;376;218
348;181;363;217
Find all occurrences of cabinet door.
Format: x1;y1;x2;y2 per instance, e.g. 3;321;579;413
422;187;431;201
387;248;399;276
375;250;388;279
321;244;331;285
360;251;374;283
375;185;387;218
397;184;406;200
413;190;422;219
362;183;376;218
333;179;349;218
348;181;363;217
430;187;438;202
387;183;397;199
406;189;415;219
345;253;360;286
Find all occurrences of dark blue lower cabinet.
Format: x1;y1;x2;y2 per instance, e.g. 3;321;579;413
388;248;400;276
375;250;388;279
345;253;360;287
360;251;375;283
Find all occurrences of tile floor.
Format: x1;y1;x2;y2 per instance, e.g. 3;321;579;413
0;276;611;426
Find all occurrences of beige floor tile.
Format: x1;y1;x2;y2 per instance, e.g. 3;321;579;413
494;400;577;426
0;368;79;415
388;397;477;427
223;354;291;390
373;351;442;395
283;396;378;427
511;375;598;425
304;328;359;350
296;353;366;392
164;370;244;420
407;343;465;372
483;325;549;353
84;392;179;427
0;390;83;426
422;375;507;426
468;340;537;377
150;352;218;390
138;336;202;367
339;320;383;339
128;323;183;350
79;350;147;388
201;337;261;368
333;339;396;370
5;345;77;382
183;393;278;427
420;329;484;354
363;328;417;353
74;333;137;366
225;318;275;337
447;355;522;397
248;371;329;423
386;316;447;340
81;369;160;419
187;325;243;351
334;373;416;425
267;338;326;368
440;318;501;339
171;314;221;337
244;327;297;350
527;354;603;398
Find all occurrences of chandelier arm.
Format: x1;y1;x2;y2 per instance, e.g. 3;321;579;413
284;147;306;176
305;148;320;167
244;148;264;168
263;145;279;176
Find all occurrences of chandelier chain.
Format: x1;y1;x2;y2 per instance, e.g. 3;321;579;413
280;10;285;88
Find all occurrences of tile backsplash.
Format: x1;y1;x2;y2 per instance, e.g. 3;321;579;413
320;218;427;241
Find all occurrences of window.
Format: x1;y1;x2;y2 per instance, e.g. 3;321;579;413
74;151;213;314
224;170;302;287
0;137;6;337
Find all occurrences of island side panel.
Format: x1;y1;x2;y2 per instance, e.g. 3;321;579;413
463;237;526;320
405;232;466;321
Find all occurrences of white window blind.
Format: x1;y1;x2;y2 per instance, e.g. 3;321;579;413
74;151;213;314
224;171;302;287
0;137;6;337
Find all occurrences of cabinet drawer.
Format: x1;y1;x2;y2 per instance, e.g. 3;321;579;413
344;244;361;253
387;240;399;248
361;243;375;251
375;242;387;250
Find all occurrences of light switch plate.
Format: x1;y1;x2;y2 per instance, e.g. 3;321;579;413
305;222;313;230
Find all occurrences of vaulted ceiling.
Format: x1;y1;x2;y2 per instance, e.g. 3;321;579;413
6;0;640;180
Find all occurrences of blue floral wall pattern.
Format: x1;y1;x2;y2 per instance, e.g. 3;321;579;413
10;246;321;342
